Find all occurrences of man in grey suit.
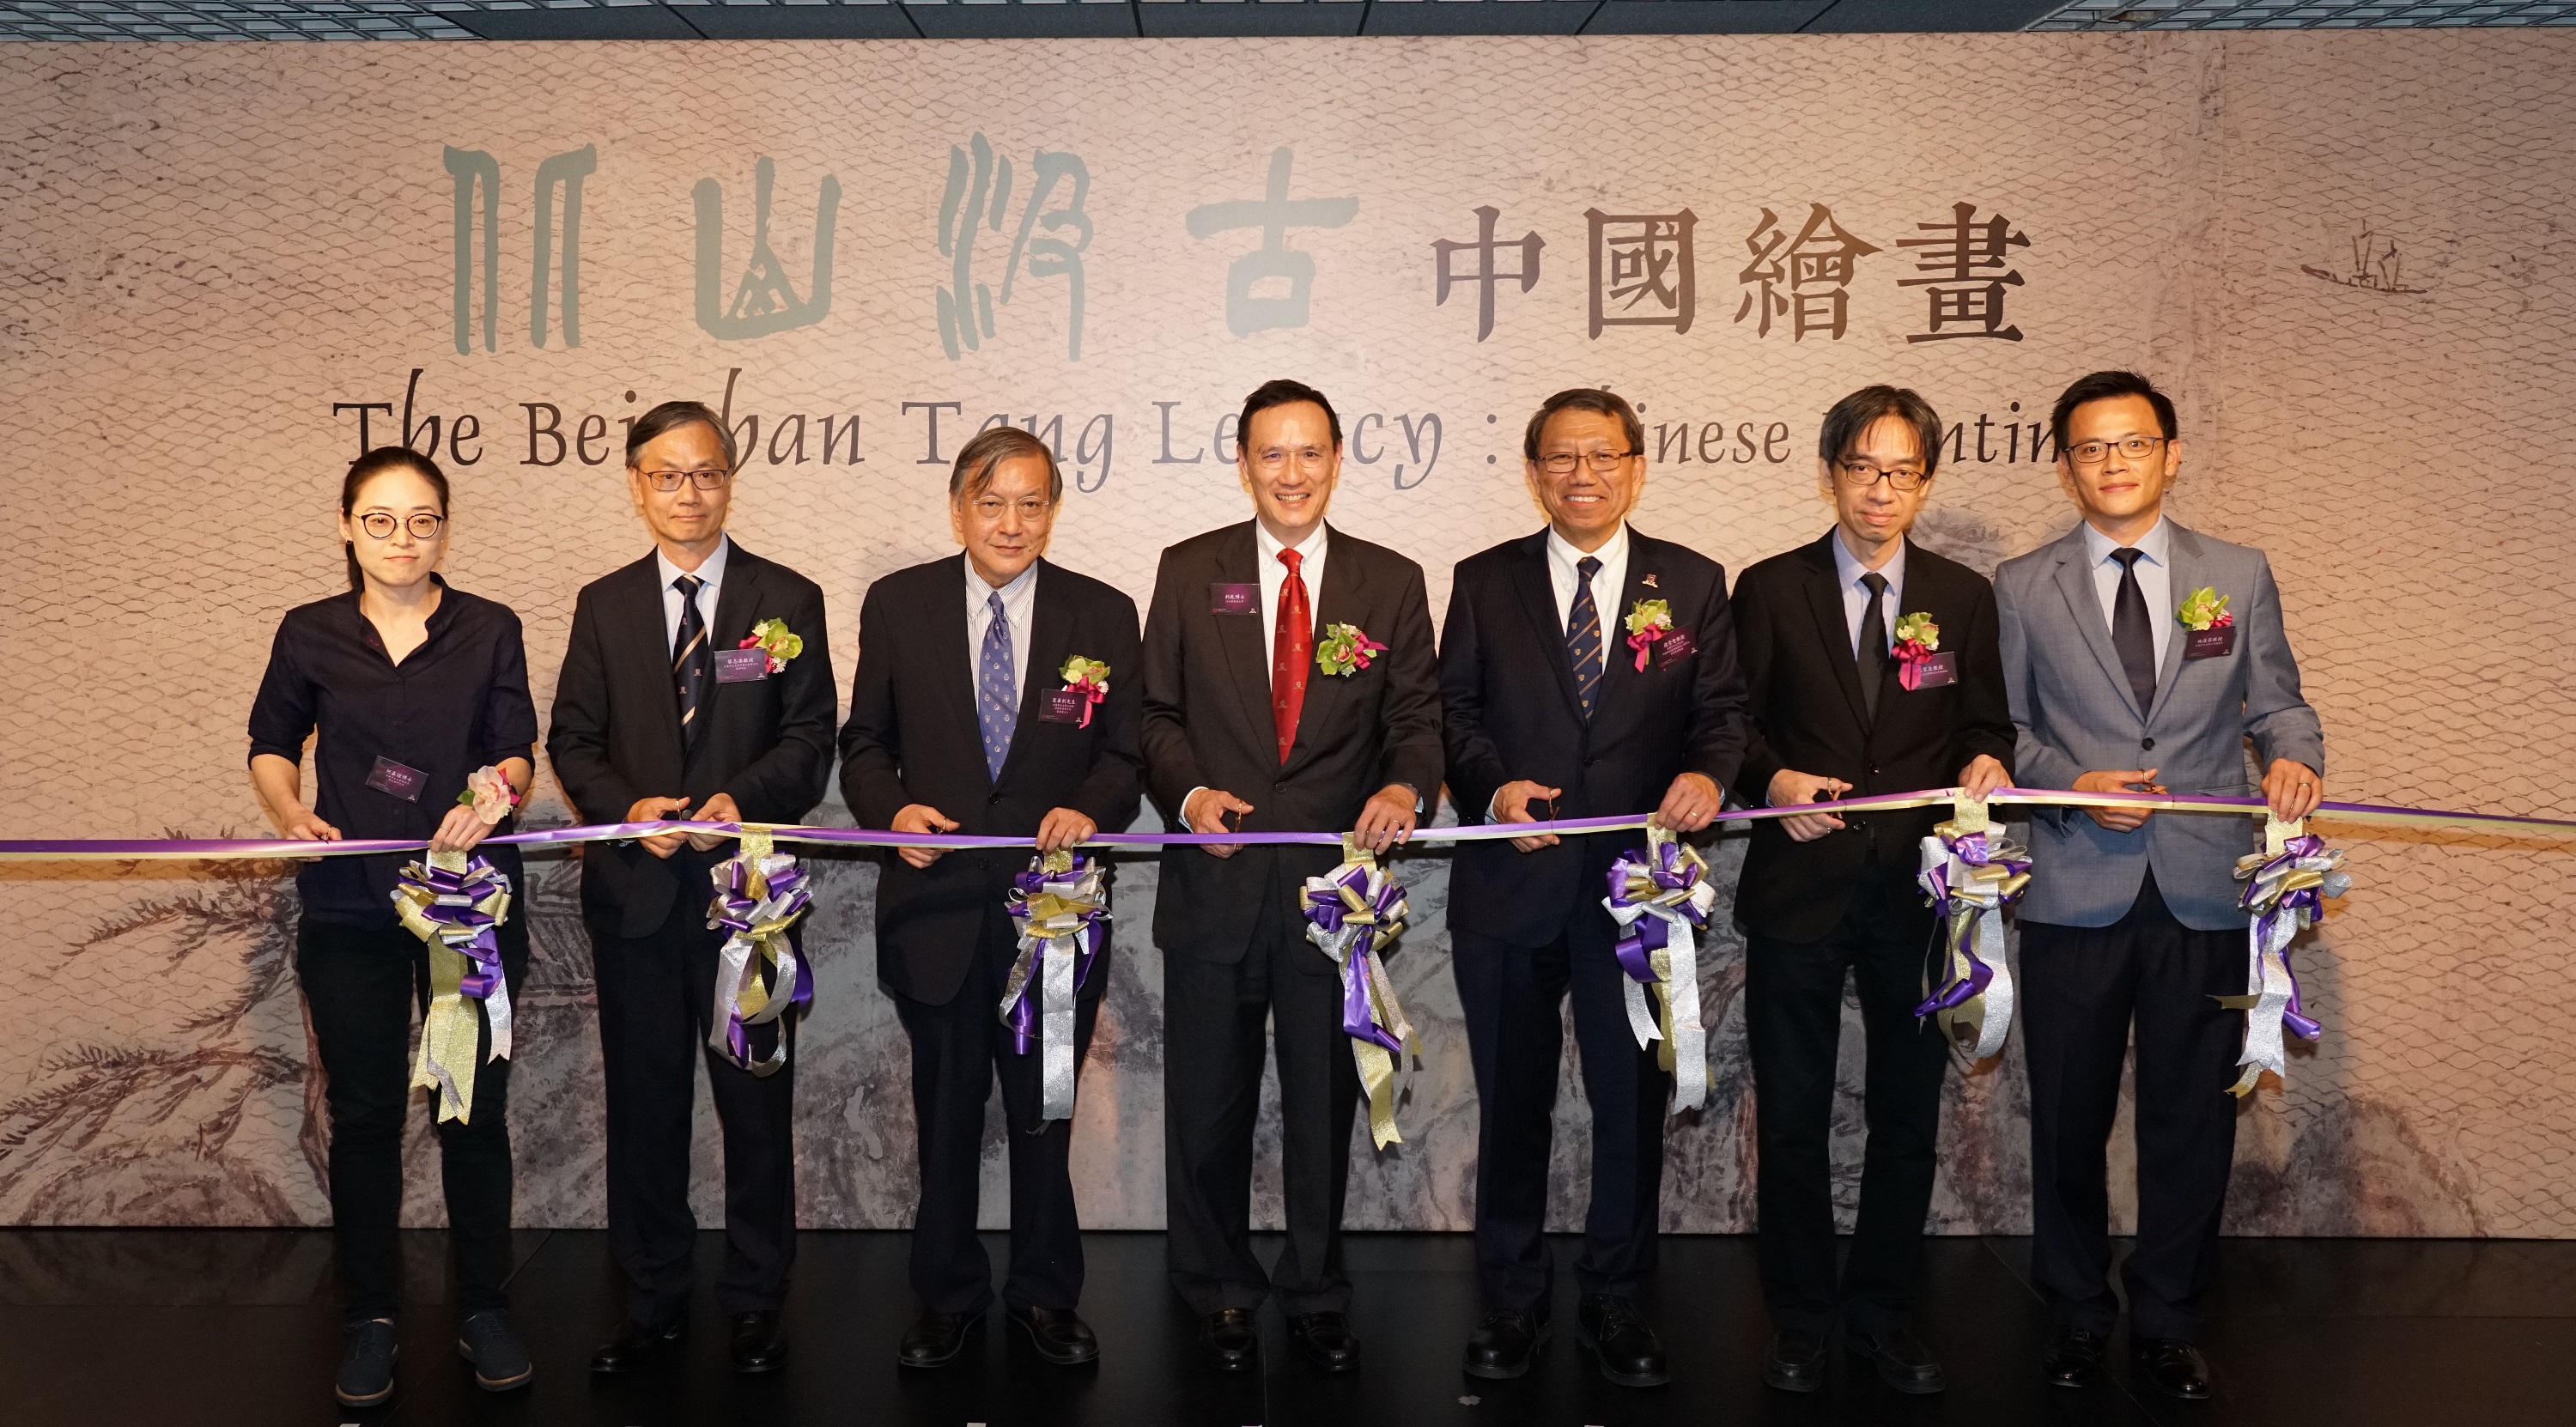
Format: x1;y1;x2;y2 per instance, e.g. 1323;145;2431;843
1995;371;2324;1401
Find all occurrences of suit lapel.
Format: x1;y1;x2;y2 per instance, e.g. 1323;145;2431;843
1800;533;1874;733
2050;529;2147;724
998;561;1075;784
619;555;690;758
708;542;762;654
1594;532;1657;720
939;555;991;789
1509;532;1585;726
2148;523;2199;729
1286;529;1368;772
1210;524;1279;757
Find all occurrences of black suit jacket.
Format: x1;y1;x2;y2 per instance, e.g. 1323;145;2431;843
1441;527;1751;946
838;556;1144;1005
1139;521;1443;958
547;542;839;938
1728;531;2015;944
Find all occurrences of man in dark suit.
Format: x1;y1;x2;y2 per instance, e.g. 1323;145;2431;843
1439;386;1748;1388
837;426;1143;1371
548;399;837;1376
1141;379;1443;1375
1727;386;2015;1396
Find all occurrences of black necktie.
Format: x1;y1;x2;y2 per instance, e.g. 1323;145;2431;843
1856;571;1890;724
673;574;711;750
2110;548;2157;716
1566;556;1605;719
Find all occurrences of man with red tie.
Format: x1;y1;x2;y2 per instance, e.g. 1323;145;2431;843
1139;380;1443;1375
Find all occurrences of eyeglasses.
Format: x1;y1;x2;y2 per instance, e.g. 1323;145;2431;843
969;496;1054;520
356;512;446;540
2064;436;2167;467
1834;460;1929;492
641;467;732;492
1249;446;1333;475
1537;451;1637;476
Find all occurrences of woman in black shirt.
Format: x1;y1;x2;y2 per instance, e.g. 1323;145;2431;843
246;447;539;1406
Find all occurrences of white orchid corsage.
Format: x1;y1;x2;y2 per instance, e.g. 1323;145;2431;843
1059;655;1110;727
458;764;522;826
1315;622;1388;677
738;616;805;674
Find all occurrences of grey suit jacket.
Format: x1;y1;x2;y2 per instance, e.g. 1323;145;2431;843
1996;519;2325;931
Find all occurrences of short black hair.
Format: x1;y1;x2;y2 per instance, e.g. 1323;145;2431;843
2050;370;2177;452
1522;388;1643;463
1238;379;1341;450
625;398;738;471
950;425;1064;503
1818;386;1945;478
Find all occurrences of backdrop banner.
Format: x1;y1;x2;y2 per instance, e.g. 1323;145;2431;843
3;33;2571;1236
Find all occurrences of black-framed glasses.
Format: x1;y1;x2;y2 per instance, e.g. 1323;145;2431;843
1537;450;1637;476
356;512;446;540
1833;460;1929;492
641;467;732;492
2065;436;2167;466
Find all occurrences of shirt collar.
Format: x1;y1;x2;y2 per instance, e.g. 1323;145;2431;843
654;533;732;592
1255;519;1328;568
2081;514;2169;568
1828;527;1905;594
1545;522;1629;577
965;555;1040;607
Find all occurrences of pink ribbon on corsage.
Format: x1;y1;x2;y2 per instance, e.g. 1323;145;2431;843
1063;674;1108;728
1893;638;1938;691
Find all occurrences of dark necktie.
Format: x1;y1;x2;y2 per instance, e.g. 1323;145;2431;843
1566;555;1605;719
1856;571;1890;724
1272;549;1312;765
2110;548;2157;716
976;590;1017;780
672;574;711;750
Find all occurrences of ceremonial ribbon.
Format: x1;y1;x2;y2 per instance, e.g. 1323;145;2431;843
2219;819;2350;1097
1603;824;1719;1111
705;830;813;1078
390;849;513;1124
1910;796;2032;1065
1000;851;1108;1121
1303;838;1417;1150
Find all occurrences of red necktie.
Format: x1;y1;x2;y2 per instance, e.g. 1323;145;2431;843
1273;548;1311;765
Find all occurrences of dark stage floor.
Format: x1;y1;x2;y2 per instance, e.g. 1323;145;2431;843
3;1229;2568;1426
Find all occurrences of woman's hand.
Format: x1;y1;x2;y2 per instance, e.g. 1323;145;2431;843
428;801;493;855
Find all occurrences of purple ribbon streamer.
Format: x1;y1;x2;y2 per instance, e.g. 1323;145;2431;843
395;856;509;1003
1606;840;1704;986
2242;834;2330;1044
1303;865;1407;1055
1003;859;1104;1056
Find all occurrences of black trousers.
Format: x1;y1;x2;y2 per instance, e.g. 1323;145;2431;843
890;917;1100;1316
1745;866;1951;1335
1452;914;1669;1315
1163;877;1360;1316
2020;871;2245;1342
588;893;799;1325
295;914;526;1322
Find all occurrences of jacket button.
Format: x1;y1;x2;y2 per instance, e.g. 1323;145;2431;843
2141;737;2156;751
1869;766;1880;776
988;793;1003;805
1273;780;1285;792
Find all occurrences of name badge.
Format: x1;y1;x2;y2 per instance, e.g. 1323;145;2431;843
714;647;770;683
1038;689;1089;725
365;756;427;802
1210;582;1260;616
1906;651;1960;689
2184;626;2237;660
1657;628;1698;667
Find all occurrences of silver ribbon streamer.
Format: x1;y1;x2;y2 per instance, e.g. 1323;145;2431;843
1001;853;1108;1122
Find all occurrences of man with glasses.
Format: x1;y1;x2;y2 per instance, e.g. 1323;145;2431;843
1996;370;2323;1400
1438;387;1747;1386
1141;379;1443;1375
549;399;838;1377
1726;386;2014;1395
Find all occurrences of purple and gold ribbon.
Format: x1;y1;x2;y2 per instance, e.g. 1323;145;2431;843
705;831;813;1078
1303;840;1416;1150
2221;821;2350;1096
1911;798;2032;1065
390;849;513;1124
1001;851;1108;1121
1604;825;1717;1111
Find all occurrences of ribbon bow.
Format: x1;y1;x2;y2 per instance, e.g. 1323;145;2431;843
391;850;514;1124
706;831;814;1077
2220;821;2348;1096
1002;850;1109;1121
1303;839;1418;1149
1603;825;1718;1110
1911;797;2031;1064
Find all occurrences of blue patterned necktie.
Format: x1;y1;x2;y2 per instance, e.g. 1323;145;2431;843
976;590;1017;779
672;574;710;750
1566;555;1605;719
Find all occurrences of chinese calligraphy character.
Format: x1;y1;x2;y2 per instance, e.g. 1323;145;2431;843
1186;148;1358;337
441;143;597;354
1735;203;1880;341
1897;202;2029;343
1431;206;1543;342
936;132;1094;361
1585;207;1696;337
694;156;841;342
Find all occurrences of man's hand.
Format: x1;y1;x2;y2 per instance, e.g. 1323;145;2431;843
684;792;744;853
1765;768;1850;843
1036;807;1098;855
2262;758;2323;824
1352;784;1419;855
627;795;693;859
1653;771;1724;834
891;804;960;870
1184;787;1254;859
428;802;495;856
2071;768;2160;833
1493;779;1563;854
1957;754;2010;802
277;805;340;841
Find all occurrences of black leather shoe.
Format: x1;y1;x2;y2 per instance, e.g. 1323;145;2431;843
589;1316;683;1375
456;1309;533;1392
898;1309;981;1369
1287;1311;1361;1373
2041;1325;2106;1388
730;1310;788;1374
1462;1310;1551;1380
1197;1308;1259;1373
336;1317;398;1406
1850;1325;1947;1394
1764;1328;1827;1393
1008;1305;1099;1366
1576;1294;1670;1388
2135;1338;2215;1400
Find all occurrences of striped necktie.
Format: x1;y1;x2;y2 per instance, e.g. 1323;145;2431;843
1566;555;1605;719
672;574;711;750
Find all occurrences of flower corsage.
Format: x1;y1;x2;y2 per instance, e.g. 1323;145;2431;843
1058;655;1110;728
1892;611;1941;691
739;616;805;674
1315;622;1387;677
458;765;523;826
2178;587;2233;631
1622;598;1674;671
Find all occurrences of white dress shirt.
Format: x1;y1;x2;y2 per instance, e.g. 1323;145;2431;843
1254;519;1329;677
654;534;732;654
964;556;1041;708
2081;515;2174;670
1830;528;1906;659
1544;522;1631;635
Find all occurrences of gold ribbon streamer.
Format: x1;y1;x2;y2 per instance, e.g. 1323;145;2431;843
1305;836;1418;1151
392;849;513;1125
